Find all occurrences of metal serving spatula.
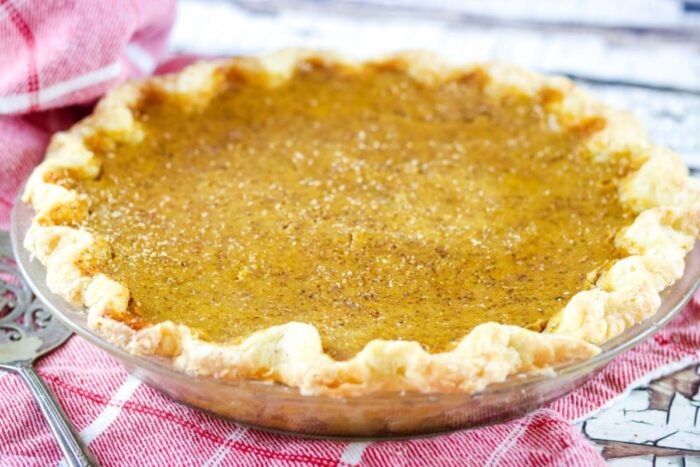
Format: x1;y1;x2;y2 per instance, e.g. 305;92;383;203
0;232;97;466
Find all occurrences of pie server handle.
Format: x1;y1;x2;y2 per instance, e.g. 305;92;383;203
17;361;99;466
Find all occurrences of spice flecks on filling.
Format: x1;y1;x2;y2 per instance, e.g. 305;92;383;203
75;65;630;360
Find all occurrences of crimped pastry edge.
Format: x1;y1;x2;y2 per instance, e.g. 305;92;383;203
21;49;700;396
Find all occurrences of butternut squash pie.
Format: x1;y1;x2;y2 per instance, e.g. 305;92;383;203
22;51;700;396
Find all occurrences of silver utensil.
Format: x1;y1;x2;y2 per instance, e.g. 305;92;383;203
0;231;97;466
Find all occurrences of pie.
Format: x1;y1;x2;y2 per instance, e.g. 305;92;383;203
22;50;700;396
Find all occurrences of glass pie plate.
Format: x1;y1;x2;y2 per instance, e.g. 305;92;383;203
11;199;700;439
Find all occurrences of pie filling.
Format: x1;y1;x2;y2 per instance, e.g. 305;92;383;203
75;64;631;360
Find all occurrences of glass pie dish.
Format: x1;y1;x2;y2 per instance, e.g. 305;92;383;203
11;199;700;438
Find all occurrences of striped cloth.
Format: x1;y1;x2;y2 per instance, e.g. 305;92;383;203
0;0;174;227
1;1;699;465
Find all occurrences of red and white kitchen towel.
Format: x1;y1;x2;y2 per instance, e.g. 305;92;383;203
1;1;699;465
0;0;174;227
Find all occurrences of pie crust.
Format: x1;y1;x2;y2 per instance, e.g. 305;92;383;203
22;50;700;396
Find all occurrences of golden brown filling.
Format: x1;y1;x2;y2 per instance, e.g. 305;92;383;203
77;64;630;359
